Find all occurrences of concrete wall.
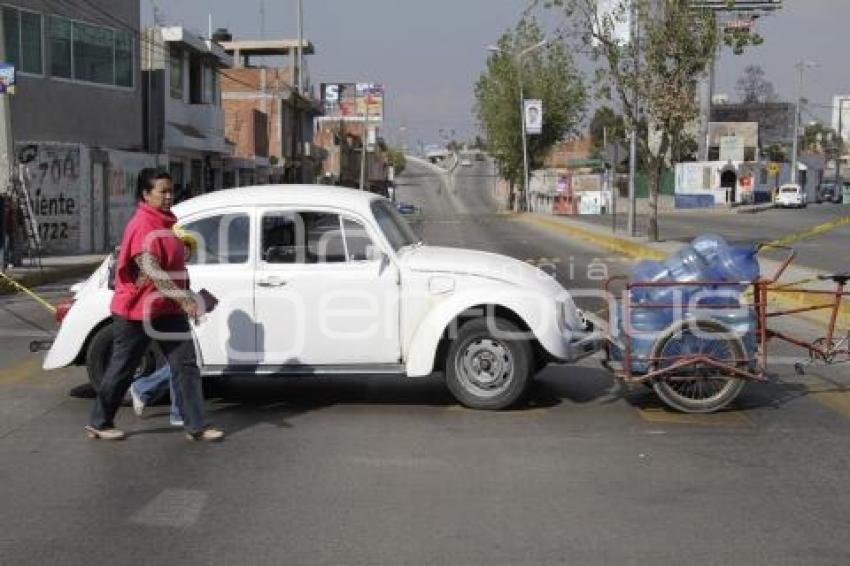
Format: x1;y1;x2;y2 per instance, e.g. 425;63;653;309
17;142;160;254
7;0;144;151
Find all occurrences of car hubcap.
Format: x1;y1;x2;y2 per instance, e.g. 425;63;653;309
456;338;514;398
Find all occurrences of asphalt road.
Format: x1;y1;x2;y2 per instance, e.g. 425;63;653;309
576;203;850;273
0;163;849;565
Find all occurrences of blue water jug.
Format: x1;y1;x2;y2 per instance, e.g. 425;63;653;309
692;234;760;286
610;302;674;374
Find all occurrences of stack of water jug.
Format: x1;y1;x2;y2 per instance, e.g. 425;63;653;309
611;234;761;374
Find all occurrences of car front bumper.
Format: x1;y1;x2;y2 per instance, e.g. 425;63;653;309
555;314;605;363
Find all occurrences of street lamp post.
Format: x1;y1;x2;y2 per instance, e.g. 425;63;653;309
488;39;547;212
835;98;846;195
790;60;817;185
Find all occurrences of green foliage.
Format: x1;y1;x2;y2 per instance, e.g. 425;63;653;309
386;148;407;176
801;122;842;155
550;0;723;240
589;106;626;150
474;18;587;190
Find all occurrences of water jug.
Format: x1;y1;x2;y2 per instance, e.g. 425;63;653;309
692;234;760;286
610;302;674;374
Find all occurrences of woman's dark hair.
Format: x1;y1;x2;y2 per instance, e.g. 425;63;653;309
136;168;173;201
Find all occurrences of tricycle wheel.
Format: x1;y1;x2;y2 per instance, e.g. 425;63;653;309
650;318;747;414
445;317;532;410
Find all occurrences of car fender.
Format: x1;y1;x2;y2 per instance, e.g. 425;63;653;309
404;286;569;377
43;288;113;370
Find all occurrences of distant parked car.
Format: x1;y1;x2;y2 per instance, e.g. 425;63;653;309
816;181;841;204
460;157;473;167
775;184;806;208
396;202;417;215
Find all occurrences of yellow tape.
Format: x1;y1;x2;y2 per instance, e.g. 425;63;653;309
0;271;57;314
761;215;850;250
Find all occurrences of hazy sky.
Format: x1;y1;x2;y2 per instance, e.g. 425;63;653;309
144;1;848;147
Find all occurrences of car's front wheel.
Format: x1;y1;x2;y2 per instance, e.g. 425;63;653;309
445;317;533;410
86;324;164;393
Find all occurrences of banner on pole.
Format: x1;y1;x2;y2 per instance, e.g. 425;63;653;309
524;99;542;135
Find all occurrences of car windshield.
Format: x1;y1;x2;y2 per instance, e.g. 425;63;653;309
371;199;421;251
781;187;798;193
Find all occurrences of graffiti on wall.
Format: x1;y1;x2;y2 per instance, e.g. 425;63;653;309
105;150;160;247
18;143;86;253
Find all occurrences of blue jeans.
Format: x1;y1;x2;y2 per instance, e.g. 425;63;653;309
131;364;183;423
91;316;204;432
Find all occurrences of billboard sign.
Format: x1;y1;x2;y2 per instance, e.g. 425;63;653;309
321;82;384;122
524;99;543;135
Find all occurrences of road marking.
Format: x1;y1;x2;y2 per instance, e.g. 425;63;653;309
761;214;850;250
129;489;207;528
0;358;43;385
636;407;752;427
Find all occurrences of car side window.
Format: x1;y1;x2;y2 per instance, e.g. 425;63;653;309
261;211;347;264
183;213;250;265
341;218;374;261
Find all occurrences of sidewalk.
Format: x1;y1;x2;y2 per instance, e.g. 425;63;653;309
1;254;106;296
516;212;850;326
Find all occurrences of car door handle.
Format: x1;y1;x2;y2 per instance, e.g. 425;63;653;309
257;276;287;288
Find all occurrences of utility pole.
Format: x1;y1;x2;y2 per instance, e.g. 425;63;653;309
517;55;529;213
359;98;369;190
835;98;845;194
0;17;15;198
790;61;817;185
627;0;638;237
297;0;304;94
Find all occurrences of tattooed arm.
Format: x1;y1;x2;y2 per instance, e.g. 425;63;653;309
134;252;198;319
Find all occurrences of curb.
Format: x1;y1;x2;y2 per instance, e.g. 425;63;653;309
516;213;850;327
0;262;102;298
515;214;667;262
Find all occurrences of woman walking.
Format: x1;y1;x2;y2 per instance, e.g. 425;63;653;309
86;169;223;441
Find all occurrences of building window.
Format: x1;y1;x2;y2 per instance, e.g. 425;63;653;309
169;45;183;99
73;21;113;84
49;16;71;78
3;7;43;75
203;63;216;105
115;30;133;87
47;16;133;87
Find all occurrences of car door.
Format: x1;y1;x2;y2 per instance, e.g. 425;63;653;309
181;209;257;368
254;208;401;367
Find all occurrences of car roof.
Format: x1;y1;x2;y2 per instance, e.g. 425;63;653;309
172;185;383;218
779;184;801;190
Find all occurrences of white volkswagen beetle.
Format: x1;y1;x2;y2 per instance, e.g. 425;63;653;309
44;186;600;410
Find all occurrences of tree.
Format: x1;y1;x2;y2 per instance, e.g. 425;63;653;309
551;0;758;241
589;106;626;151
736;64;776;104
801;122;841;155
475;18;586;209
386;148;407;176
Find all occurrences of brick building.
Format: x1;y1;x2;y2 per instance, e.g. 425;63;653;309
219;36;322;184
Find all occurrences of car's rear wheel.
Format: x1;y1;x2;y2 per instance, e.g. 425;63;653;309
86;324;164;393
445;317;533;410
